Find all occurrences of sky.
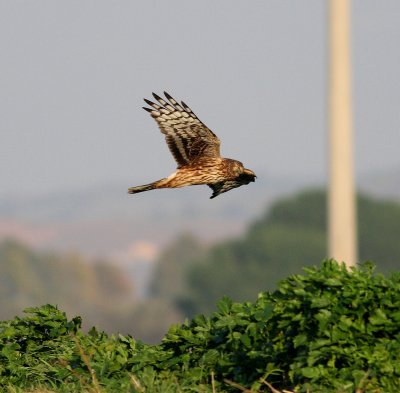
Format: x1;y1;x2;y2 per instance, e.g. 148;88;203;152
1;1;400;198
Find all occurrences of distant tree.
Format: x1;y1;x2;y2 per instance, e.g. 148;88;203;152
0;240;136;332
132;234;207;342
358;195;400;271
93;261;133;302
125;298;183;344
149;233;204;300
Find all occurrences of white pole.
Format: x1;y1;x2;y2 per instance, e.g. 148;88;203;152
328;0;358;267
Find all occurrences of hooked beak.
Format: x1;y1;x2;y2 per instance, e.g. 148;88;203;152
243;168;257;182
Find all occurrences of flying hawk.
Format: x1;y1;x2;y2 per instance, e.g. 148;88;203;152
128;92;256;199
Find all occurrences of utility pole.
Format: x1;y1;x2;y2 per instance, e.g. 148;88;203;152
328;0;358;267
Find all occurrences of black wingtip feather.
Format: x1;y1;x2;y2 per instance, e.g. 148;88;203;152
144;98;154;106
181;101;190;110
142;106;153;113
152;92;163;101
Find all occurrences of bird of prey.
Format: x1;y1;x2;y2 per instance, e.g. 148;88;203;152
128;92;256;199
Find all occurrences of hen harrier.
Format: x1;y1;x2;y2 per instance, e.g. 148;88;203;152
128;92;256;199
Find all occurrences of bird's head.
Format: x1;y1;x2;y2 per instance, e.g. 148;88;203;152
228;160;256;182
242;168;257;183
233;161;256;181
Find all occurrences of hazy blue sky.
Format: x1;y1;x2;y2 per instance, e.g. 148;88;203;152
1;1;400;198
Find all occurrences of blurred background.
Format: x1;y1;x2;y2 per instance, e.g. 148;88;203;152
1;1;400;342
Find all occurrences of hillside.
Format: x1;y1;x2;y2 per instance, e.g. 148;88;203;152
2;188;400;342
0;240;135;332
150;190;400;316
1;169;399;299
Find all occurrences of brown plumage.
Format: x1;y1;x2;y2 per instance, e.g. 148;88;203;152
128;92;256;199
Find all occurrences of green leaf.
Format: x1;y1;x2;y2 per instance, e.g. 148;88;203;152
369;309;388;325
216;296;232;315
301;366;321;378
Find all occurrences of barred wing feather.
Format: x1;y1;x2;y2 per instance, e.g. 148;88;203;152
143;92;221;168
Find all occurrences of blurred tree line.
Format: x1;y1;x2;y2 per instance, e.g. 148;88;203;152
0;240;135;331
150;189;400;318
1;189;400;343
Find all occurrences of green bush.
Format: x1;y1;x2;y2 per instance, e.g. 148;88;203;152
1;261;400;392
159;260;400;392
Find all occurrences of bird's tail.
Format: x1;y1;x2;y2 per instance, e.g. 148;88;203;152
127;179;164;195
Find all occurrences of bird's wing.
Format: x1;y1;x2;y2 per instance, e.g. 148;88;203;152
208;180;243;199
208;171;256;198
143;92;221;168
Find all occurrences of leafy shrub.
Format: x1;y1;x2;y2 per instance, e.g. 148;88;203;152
1;260;400;392
0;305;141;392
157;260;400;392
